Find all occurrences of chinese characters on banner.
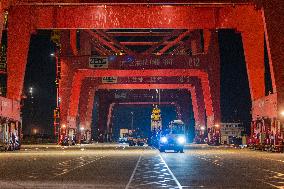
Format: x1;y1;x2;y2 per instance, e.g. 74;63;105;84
119;57;201;69
116;76;195;84
88;55;204;69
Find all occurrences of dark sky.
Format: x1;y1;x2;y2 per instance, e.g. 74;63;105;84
22;32;56;135
112;106;177;139
218;30;252;129
21;29;264;136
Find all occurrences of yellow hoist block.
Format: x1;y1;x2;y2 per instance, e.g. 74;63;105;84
51;30;61;46
152;107;161;115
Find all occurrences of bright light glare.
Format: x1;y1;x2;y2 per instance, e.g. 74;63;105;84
50;53;55;57
160;137;167;143
80;127;84;131
177;136;186;144
200;126;205;131
281;111;284;116
215;124;220;128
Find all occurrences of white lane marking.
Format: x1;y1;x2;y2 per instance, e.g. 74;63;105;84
258;180;283;189
159;154;183;189
125;155;142;189
53;156;105;177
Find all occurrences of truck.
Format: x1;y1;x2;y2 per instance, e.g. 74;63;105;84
248;118;284;152
119;128;129;143
158;120;186;153
127;129;146;146
0;96;21;151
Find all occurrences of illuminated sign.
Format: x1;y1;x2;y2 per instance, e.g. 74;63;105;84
102;77;117;84
89;56;109;68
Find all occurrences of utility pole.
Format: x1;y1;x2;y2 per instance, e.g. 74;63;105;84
131;111;134;131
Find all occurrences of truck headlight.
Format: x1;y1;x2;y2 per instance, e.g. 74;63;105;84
160;137;168;143
177;136;186;144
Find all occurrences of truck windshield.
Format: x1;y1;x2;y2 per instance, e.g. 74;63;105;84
170;124;185;134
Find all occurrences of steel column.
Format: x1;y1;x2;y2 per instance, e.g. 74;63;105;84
70;30;78;56
262;1;284;117
241;27;265;101
207;31;221;125
0;3;4;45
85;88;96;132
78;79;92;130
189;87;199;128
7;8;32;100
68;72;83;129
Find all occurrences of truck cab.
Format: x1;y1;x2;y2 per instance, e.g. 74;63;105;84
159;120;186;153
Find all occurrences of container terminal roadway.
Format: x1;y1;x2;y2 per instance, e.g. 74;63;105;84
0;144;283;189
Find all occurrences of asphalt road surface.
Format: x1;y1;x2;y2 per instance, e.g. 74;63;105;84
0;144;284;189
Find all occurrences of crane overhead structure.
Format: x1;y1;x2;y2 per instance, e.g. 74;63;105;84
0;0;283;149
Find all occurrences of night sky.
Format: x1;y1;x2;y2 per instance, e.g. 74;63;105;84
112;106;177;140
21;29;263;136
22;32;57;135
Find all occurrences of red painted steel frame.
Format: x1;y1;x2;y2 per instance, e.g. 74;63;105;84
96;84;203;131
6;5;261;30
5;4;267;110
67;69;214;127
77;77;207;134
78;81;96;132
4;2;284;141
70;75;212;128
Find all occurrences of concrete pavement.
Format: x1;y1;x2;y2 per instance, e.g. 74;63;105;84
0;144;283;188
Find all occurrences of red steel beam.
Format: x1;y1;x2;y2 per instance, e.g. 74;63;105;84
93;45;109;56
106;31;172;37
120;42;163;46
8;5;260;31
117;102;178;105
91;42;111;55
70;30;78;56
143;30;182;55
95;30;135;55
157;30;191;55
85;30;119;53
77;69;206;78
11;0;254;5
97;84;192;90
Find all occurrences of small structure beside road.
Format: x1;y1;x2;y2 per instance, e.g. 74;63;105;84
220;122;244;145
